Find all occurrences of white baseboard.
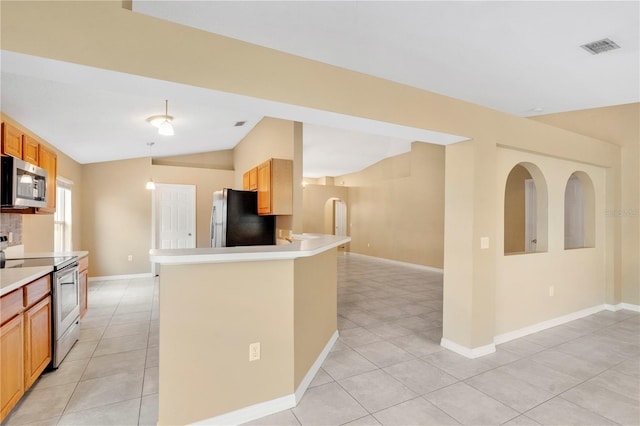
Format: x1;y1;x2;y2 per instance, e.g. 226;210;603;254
440;338;496;359
294;330;339;403
190;394;296;426
606;302;640;313
88;273;154;282
495;304;605;345
345;252;443;274
190;330;339;425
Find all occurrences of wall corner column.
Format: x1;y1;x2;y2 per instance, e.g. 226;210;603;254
442;139;497;358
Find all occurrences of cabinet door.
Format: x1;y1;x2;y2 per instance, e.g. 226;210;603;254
1;123;23;158
24;296;52;389
249;167;258;190
38;145;57;213
243;170;250;190
0;315;24;422
79;269;88;319
22;135;39;165
257;160;272;215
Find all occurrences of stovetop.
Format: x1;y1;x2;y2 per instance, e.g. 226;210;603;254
0;256;78;271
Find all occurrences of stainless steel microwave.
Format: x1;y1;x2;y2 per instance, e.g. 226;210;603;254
1;156;48;208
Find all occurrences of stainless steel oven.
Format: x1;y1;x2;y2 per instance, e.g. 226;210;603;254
53;259;80;368
0;255;80;368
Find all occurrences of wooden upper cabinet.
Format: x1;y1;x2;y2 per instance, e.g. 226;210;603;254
243;167;259;191
1;123;23;159
257;161;272;215
248;167;258;191
38;144;57;213
257;159;293;216
22;136;39;165
243;170;250;190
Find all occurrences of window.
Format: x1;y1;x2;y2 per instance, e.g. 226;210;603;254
54;178;73;252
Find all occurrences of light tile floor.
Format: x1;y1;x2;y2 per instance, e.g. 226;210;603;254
3;253;639;425
2;276;159;426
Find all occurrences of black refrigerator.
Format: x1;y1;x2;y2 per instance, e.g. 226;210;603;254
210;189;275;247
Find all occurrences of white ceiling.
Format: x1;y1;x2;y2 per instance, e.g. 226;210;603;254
1;1;638;177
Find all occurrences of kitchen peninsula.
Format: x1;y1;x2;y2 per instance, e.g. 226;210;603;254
149;234;350;426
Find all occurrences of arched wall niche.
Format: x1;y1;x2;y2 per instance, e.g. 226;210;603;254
504;162;548;254
564;171;596;249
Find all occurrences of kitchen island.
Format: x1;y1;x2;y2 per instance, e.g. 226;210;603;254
149;234;350;426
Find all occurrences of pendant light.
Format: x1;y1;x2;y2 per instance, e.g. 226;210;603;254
146;142;156;190
146;100;174;136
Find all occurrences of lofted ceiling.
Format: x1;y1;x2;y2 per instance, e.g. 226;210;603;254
1;1;638;178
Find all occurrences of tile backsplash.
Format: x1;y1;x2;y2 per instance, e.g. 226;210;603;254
0;213;23;247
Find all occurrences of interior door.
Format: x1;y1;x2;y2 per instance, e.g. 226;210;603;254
153;184;196;250
334;200;347;236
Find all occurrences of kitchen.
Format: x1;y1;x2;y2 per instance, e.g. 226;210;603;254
1;1;639;426
0;109;354;424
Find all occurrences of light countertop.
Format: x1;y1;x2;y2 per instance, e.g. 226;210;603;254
1;251;89;296
0;266;53;296
5;251;89;260
150;234;350;265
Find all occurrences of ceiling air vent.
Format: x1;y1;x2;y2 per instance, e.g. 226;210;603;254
580;38;620;55
234;121;246;127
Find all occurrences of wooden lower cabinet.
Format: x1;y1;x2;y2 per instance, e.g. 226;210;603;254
79;256;89;318
0;314;24;422
24;296;52;389
0;274;53;422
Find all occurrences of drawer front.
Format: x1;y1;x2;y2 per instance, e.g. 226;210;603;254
1;289;24;325
79;256;89;272
24;276;50;309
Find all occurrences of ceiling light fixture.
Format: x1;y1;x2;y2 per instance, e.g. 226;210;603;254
147;100;174;136
146;142;156;190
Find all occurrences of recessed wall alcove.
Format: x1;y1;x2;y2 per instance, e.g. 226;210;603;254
564;171;596;249
503;162;548;255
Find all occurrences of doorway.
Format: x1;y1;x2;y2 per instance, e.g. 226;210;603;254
152;184;196;274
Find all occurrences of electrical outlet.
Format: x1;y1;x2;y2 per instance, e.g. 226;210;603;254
249;342;260;361
480;237;490;249
128;255;133;261
549;286;554;297
8;232;13;243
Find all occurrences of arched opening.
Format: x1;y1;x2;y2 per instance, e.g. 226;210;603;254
564;171;595;249
504;162;548;254
323;198;347;236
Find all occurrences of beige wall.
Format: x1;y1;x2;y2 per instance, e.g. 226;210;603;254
152;164;234;248
496;148;607;335
158;260;295;425
158;249;338;424
293;249;337;387
532;103;639;305
302;184;349;234
153;149;234;170
1;113;84;253
504;165;532;254
337;142;445;269
81;158;151;277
